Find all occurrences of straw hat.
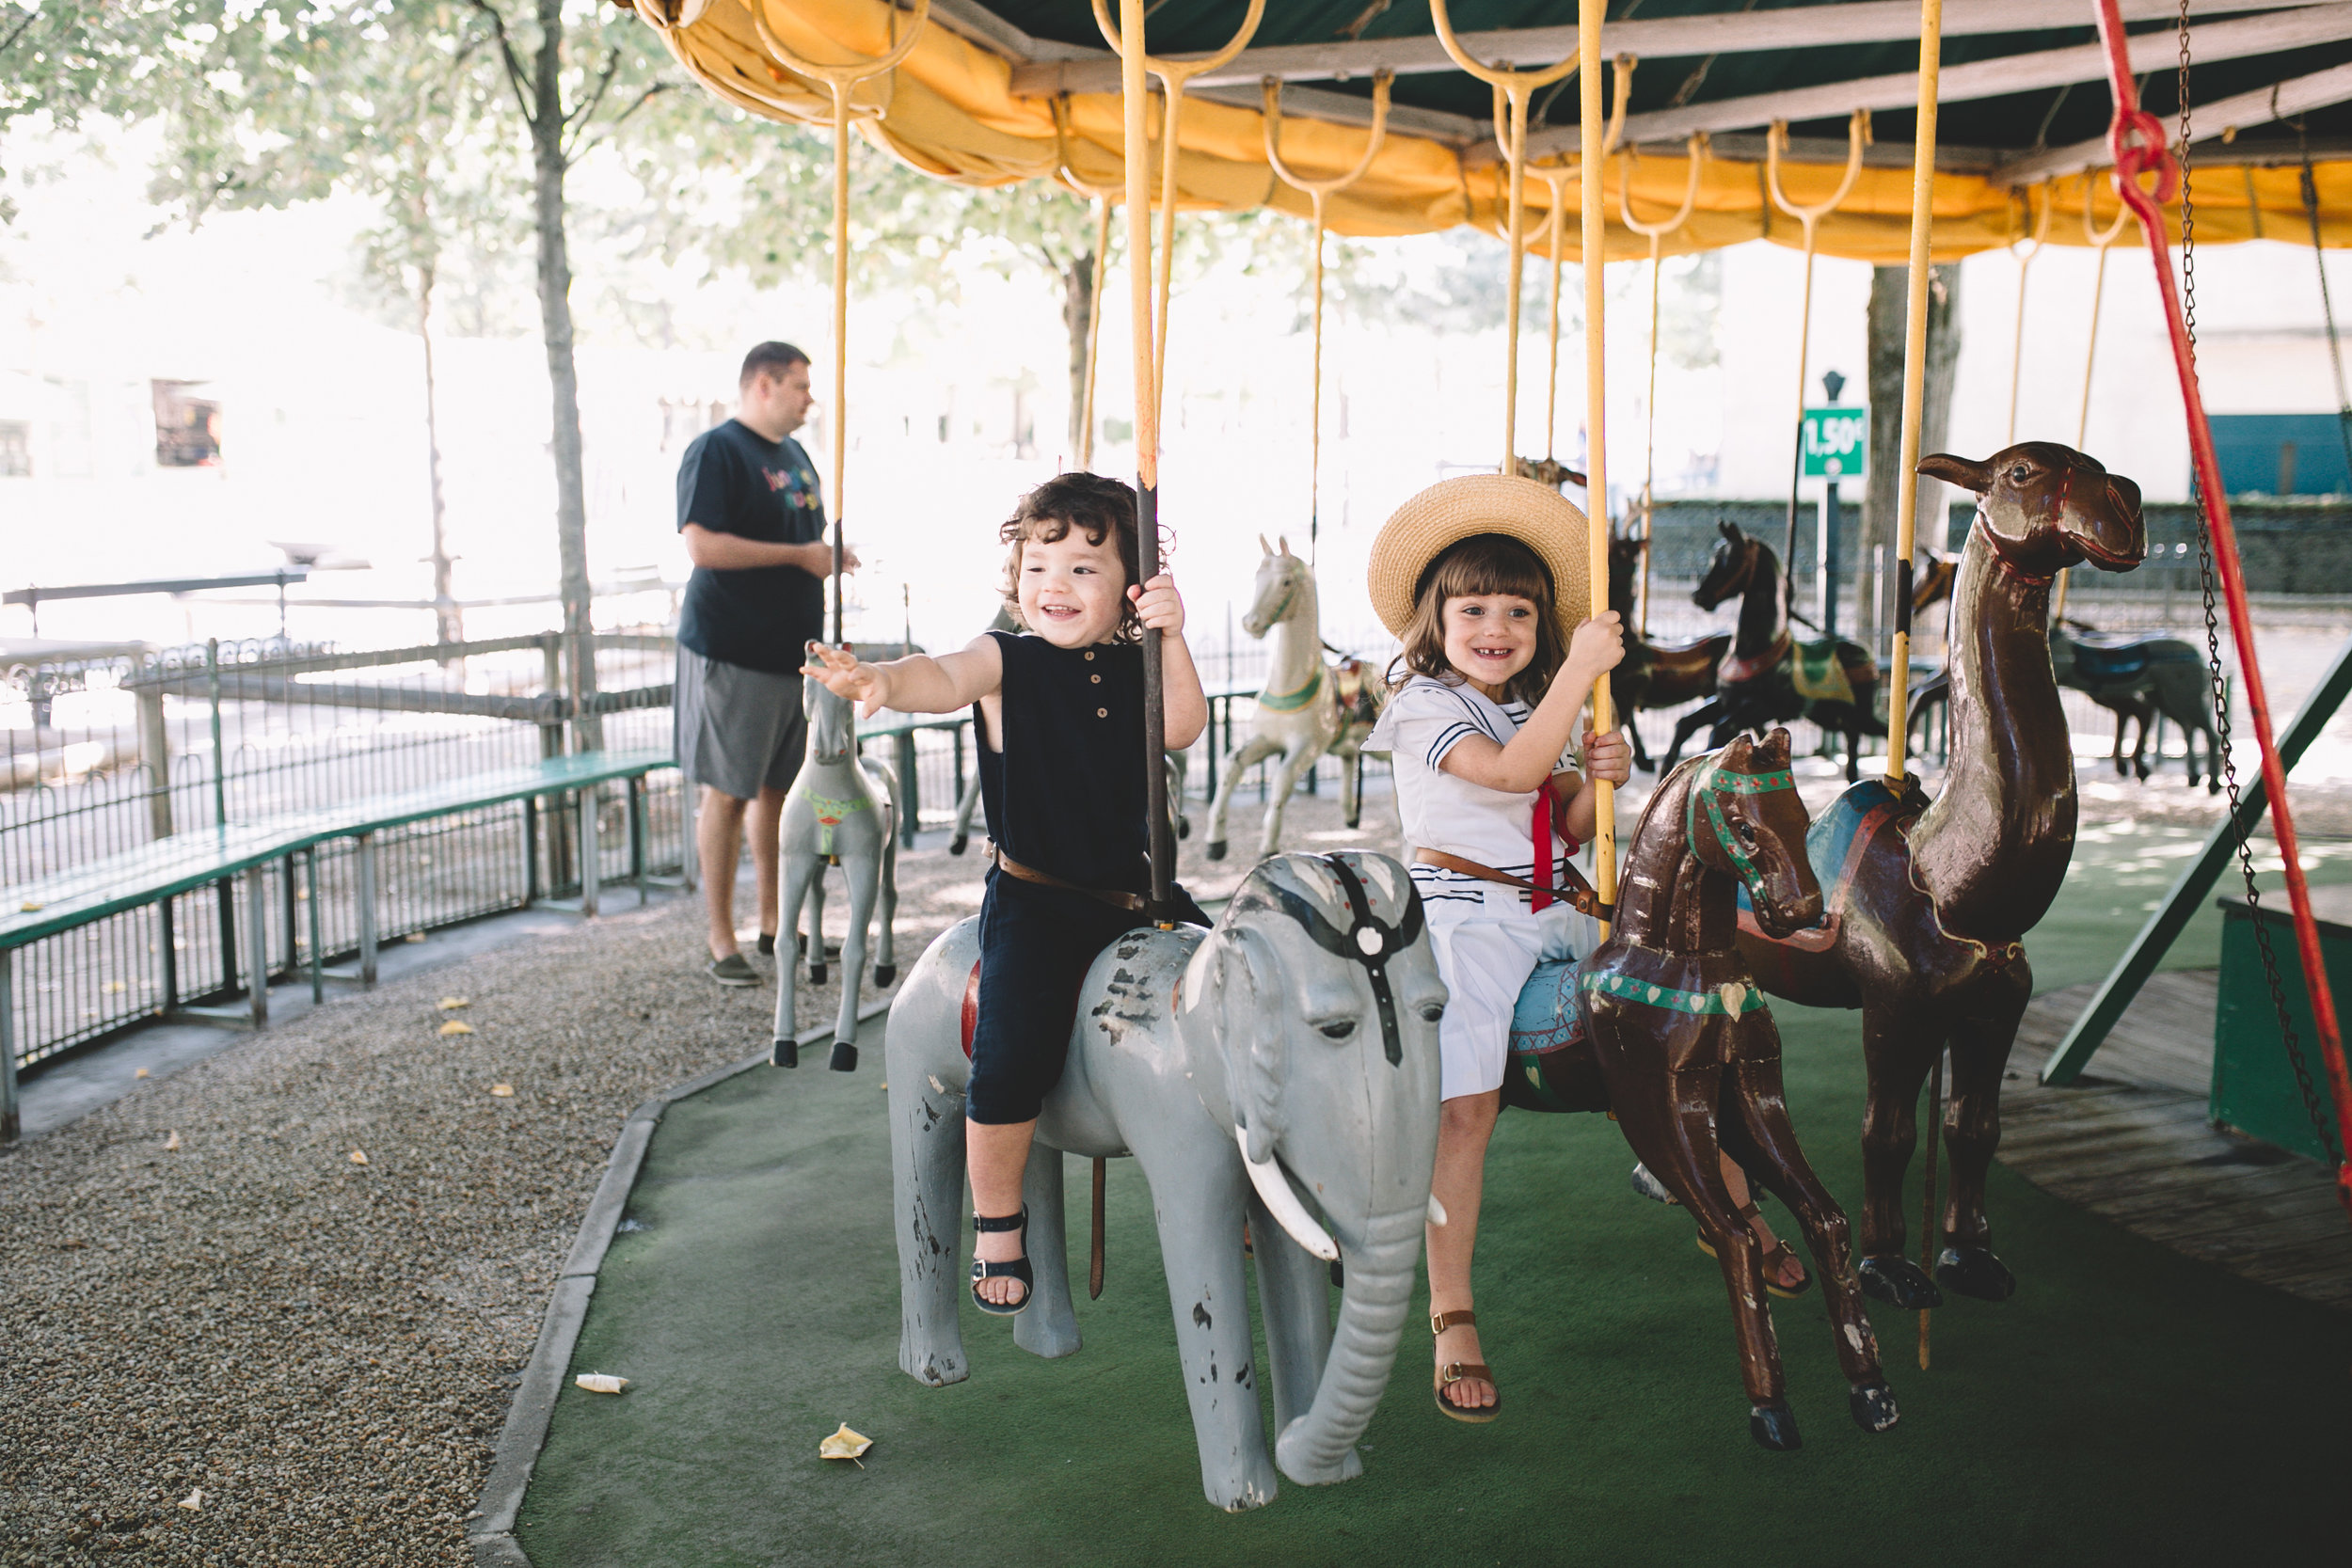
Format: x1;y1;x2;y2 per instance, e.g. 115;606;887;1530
1366;473;1591;641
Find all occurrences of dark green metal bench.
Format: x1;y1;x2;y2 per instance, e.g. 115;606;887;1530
1;748;678;1140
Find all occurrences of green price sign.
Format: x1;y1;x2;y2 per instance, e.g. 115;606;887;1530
1801;406;1869;481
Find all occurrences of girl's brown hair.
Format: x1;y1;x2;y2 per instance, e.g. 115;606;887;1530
999;471;1149;642
1386;532;1565;706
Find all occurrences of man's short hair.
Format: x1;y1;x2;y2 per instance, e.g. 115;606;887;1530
740;341;810;388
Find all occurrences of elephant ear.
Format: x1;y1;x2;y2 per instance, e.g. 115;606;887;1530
1214;926;1288;1166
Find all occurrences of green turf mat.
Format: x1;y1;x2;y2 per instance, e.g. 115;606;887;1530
517;831;2351;1566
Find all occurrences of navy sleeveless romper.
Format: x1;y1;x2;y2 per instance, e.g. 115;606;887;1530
967;629;1207;1125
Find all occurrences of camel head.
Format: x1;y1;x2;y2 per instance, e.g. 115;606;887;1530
1692;519;1764;612
1917;442;2146;578
1686;728;1821;939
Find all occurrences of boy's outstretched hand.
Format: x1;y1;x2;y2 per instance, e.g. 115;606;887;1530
1581;728;1634;786
1128;574;1184;634
803;641;889;720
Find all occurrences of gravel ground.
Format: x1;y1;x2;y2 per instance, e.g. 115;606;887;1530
0;786;1398;1567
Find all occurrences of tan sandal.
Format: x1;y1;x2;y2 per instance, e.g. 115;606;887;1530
1431;1308;1500;1423
1695;1200;1814;1300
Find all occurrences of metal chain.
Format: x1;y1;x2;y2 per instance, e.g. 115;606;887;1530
2177;2;2343;1162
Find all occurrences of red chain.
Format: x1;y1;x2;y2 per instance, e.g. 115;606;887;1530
2090;0;2352;1213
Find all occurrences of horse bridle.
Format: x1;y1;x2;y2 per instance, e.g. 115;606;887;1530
1684;756;1797;888
1255;855;1424;1067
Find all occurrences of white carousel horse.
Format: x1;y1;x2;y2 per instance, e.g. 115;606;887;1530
772;674;899;1072
1203;537;1383;863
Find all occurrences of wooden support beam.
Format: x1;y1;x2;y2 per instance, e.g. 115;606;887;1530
1501;2;2352;162
1994;58;2352;184
2042;632;2352;1087
1002;0;2315;100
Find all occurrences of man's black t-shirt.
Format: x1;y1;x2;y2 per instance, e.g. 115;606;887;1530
675;420;827;673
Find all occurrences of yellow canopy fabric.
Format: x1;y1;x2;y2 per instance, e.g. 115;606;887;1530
633;0;2352;261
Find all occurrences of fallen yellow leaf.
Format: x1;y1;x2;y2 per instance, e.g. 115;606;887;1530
437;996;469;1011
164;1131;181;1151
134;1067;150;1080
438;1020;475;1037
348;1150;369;1165
178;1489;202;1511
818;1422;873;1465
405;933;426;943
489;1084;515;1098
575;1373;628;1394
103;980;126;994
19;900;42;912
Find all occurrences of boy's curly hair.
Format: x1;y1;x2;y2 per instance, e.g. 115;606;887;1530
999;471;1152;642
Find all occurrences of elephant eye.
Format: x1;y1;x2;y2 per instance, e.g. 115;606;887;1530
1317;1019;1359;1040
1418;1001;1445;1023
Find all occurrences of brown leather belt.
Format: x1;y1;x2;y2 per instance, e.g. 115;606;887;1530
991;846;1148;912
1413;847;1613;921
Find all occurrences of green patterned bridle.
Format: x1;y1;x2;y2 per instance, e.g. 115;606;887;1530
1684;755;1797;889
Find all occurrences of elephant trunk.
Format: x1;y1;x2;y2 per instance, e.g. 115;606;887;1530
1274;1203;1422;1485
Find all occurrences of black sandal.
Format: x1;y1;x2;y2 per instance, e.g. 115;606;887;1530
971;1205;1033;1316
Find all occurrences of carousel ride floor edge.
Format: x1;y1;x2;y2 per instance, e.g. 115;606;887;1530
509;1002;2347;1566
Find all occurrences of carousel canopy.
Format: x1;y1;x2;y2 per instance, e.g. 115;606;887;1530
632;0;2352;260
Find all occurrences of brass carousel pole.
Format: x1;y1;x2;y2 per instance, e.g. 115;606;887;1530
1578;0;1616;920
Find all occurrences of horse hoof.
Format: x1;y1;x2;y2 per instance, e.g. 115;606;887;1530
830;1041;859;1073
1935;1245;2016;1301
949;834;968;856
807;963;827;986
771;1038;799;1069
1205;840;1228;863
1858;1254;1945;1311
1177;816;1191;840
1849;1382;1900;1433
1749;1402;1802;1451
873;963;897;988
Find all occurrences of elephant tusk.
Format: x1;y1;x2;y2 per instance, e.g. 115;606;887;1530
1234;1128;1340;1262
1427;1194;1448;1228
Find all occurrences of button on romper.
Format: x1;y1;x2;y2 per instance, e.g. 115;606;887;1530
966;630;1208;1125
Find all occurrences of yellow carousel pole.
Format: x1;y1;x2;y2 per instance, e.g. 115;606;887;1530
1619;132;1708;636
1883;0;1944;1371
1432;0;1576;472
751;0;931;641
2055;177;2133;620
1264;70;1392;565
1094;0;1264;422
1579;0;1616;918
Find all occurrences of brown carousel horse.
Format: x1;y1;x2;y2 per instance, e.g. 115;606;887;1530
1659;523;1883;783
1606;533;1732;774
1500;730;1898;1451
1739;443;2147;1310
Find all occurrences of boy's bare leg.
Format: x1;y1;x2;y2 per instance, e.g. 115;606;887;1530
1426;1088;1502;1411
698;786;750;960
746;784;788;942
968;1117;1038;1307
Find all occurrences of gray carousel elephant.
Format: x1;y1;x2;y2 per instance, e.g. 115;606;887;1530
772;674;898;1071
886;851;1444;1512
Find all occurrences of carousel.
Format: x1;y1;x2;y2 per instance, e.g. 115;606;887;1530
470;4;2352;1563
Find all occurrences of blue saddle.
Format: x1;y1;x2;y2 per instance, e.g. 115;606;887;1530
1735;774;1919;920
2068;637;2153;682
1510;959;1584;1056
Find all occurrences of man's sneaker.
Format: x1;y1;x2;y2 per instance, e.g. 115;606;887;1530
755;932;776;958
707;953;759;988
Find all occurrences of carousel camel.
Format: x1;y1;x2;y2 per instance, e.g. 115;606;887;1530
887;851;1444;1511
771;673;898;1071
1503;730;1898;1450
1202;538;1382;863
1738;443;2146;1309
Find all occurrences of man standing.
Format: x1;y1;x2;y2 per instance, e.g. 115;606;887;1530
675;341;858;985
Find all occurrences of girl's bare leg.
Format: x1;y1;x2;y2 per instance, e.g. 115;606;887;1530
1426;1089;1502;1411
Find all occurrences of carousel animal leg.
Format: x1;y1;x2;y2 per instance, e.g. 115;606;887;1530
1256;746;1316;863
829;845;878;1070
1934;977;2028;1302
1855;1004;1946;1310
771;840;818;1069
1203;732;1281;862
1844;713;1863;784
803;868;829;988
1716;1049;1898;1433
1659;699;1724;774
873;795;900;989
1340;743;1363;831
1167;752;1191;840
890;1055;971;1386
1013;1144;1083;1359
949;768;982;856
1607;1048;1796;1450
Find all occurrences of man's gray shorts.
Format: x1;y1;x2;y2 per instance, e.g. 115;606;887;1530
675;648;806;800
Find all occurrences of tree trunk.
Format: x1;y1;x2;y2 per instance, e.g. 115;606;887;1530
529;0;599;748
1859;261;1963;650
1063;247;1096;467
417;251;461;651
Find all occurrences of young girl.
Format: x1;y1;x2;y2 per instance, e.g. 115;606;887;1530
803;471;1207;1316
1364;476;1631;1422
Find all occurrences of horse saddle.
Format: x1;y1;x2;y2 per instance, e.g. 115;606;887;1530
1501;959;1612;1115
1332;657;1380;728
2065;634;2153;683
1736;773;1924;952
1791;637;1873;707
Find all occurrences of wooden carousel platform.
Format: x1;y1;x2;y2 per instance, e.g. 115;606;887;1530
2004;970;2352;1311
